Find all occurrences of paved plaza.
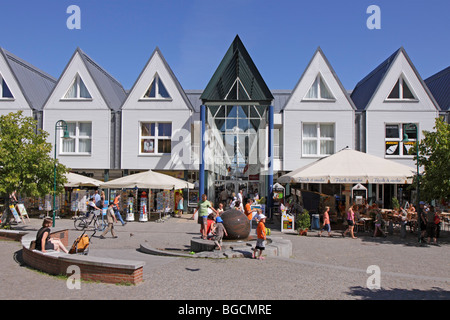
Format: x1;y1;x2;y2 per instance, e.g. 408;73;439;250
0;214;449;300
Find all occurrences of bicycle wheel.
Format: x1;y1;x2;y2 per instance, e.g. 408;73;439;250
95;217;107;232
74;217;87;230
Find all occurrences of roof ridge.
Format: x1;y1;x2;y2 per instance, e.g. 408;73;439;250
3;50;57;83
79;50;126;93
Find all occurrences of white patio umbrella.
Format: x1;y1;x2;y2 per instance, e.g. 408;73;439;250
100;170;194;190
64;172;103;187
278;148;416;185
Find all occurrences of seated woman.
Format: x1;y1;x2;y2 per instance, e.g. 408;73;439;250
35;218;69;253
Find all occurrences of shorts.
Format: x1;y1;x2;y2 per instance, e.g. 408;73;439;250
426;223;436;238
321;224;331;232
347;220;354;226
198;215;207;225
255;238;266;250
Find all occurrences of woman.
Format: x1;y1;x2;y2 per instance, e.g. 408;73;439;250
342;205;357;239
373;209;387;238
319;206;332;237
35;218;69;253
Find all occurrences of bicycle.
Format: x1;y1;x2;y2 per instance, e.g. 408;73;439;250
74;210;107;232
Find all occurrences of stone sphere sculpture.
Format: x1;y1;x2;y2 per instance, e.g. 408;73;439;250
221;209;250;240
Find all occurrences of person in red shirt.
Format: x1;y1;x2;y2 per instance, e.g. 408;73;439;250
253;214;267;260
244;199;255;221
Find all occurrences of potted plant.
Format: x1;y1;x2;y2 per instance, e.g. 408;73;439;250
296;209;311;236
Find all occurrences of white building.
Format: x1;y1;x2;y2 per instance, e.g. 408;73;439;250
0;39;447;209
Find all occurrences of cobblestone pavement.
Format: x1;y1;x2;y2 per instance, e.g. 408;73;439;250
1;215;449;300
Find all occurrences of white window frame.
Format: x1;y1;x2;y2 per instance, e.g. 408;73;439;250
302;74;335;101
139;121;172;155
141;73;172;100
301;122;336;157
0;74;14;99
384;123;417;158
62;74;92;100
59;121;92;155
385;75;418;101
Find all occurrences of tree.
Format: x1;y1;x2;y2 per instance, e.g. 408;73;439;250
0;111;68;223
415;117;450;203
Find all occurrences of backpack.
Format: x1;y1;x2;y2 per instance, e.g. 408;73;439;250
69;234;90;254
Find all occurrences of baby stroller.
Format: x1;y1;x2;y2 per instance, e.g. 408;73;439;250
69;229;96;255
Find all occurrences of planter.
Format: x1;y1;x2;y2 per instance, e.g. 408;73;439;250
298;229;308;236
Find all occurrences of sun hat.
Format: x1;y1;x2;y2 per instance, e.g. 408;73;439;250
216;216;223;223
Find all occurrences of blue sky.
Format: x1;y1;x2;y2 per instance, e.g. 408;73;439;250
0;0;448;91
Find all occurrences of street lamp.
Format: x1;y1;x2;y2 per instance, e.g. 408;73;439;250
402;123;421;243
54;120;71;227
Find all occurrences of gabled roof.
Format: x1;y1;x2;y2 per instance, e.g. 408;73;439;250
77;48;127;111
0;47;57;111
425;66;450;111
281;47;356;111
43;48;127;111
121;47;194;111
201;35;273;105
350;49;400;111
351;47;440;111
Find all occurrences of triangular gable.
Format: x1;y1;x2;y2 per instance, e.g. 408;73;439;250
351;48;440;112
0;47;56;111
283;47;355;111
201;35;273;106
43;48;113;110
121;47;193;111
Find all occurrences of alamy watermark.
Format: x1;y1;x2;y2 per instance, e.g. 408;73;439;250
67;5;81;30
367;5;381;30
366;265;381;290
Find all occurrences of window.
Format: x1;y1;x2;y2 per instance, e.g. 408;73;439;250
384;123;417;157
0;75;13;98
61;122;92;154
63;74;92;99
140;122;172;154
143;74;171;99
302;123;335;156
387;76;416;100
304;75;334;100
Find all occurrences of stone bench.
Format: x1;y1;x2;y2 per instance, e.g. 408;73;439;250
1;228;145;285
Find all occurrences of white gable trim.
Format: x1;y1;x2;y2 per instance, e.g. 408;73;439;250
367;50;439;112
121;48;192;111
0;53;33;114
283;48;355;111
43;50;109;110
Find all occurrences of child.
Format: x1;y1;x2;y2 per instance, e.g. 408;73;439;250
213;216;227;250
319;206;332;237
253;214;267;260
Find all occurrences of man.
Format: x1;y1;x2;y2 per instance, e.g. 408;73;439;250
196;194;218;240
100;203;118;239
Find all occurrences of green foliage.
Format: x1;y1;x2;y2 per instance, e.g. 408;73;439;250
295;209;311;230
414;118;450;202
391;197;400;209
0;111;68;198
